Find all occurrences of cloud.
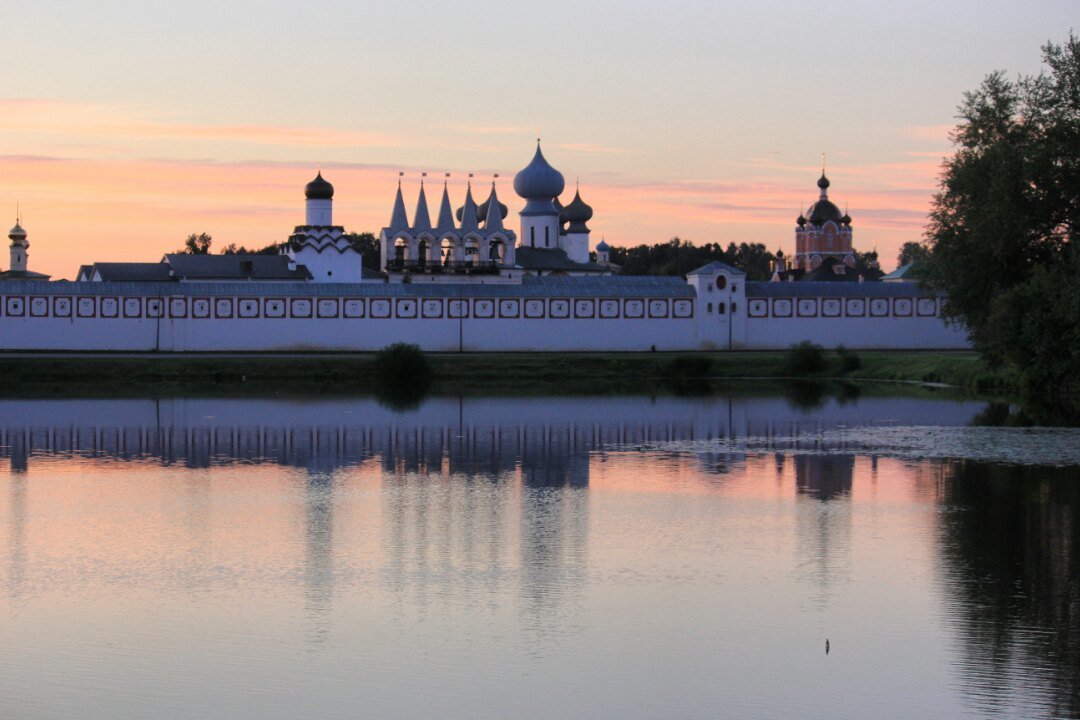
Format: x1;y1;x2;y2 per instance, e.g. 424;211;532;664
0;98;397;149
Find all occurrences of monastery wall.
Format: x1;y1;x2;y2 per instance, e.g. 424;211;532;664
0;279;969;353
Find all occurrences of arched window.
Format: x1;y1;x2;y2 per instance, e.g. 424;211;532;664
731;302;737;314
716;276;727;290
707;283;713;293
718;302;726;314
707;302;713;314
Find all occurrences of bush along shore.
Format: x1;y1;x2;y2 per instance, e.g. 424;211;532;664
0;346;1010;396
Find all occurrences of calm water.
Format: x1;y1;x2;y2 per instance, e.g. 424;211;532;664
1;392;1078;719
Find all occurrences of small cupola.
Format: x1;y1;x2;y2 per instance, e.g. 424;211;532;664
305;172;335;200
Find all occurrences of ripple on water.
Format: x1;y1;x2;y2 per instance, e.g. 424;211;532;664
637;425;1080;467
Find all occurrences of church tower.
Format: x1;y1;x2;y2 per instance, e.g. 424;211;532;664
793;172;854;271
286;172;366;282
8;219;28;273
513;141;565;250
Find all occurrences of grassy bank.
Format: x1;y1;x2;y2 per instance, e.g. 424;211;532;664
0;350;1007;397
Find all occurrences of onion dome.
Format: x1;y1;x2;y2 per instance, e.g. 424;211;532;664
807;172;842;225
8;221;27;241
808;199;843;225
796;213;807;227
776;247;784;258
841;212;851;226
561;188;593;233
595;239;610;252
513;142;565;200
477;194;508;222
305;172;334;200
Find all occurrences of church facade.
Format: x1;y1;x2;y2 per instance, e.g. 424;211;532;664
0;144;968;352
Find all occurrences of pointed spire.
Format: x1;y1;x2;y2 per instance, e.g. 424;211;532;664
484;182;504;232
413;176;432;231
459;179;479;233
389;176;408;232
436;177;456;233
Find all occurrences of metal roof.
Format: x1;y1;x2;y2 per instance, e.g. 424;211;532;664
0;275;694;299
747;281;943;298
164;254;312;281
686;261;745;276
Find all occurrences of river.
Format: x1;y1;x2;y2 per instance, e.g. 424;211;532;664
1;390;1077;719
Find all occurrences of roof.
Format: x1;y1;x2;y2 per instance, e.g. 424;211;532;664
0;270;50;281
748;281;944;298
88;262;174;282
686;261;745;276
0;274;694;299
164;254;313;281
881;262;918;281
515;246;607;273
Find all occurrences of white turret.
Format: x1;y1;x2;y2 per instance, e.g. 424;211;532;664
9;219;28;273
304;172;334;226
513;141;565;250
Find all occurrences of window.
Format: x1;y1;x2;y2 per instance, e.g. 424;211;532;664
530;227;535;246
718;302;726;314
545;226;550;247
707;283;713;293
732;283;737;292
716;276;727;290
707;302;713;314
731;302;737;314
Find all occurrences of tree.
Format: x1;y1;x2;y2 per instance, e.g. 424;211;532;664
344;232;380;269
925;34;1079;394
219;242;280;255
179;232;213;254
610;237;775;280
897;241;931;268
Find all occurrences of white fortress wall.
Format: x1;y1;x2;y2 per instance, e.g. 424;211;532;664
0;278;969;353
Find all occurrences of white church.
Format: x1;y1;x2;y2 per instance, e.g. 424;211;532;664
0;143;968;352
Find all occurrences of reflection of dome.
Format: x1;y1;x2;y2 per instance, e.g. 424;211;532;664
8;221;26;241
305;172;334;200
513;143;565;200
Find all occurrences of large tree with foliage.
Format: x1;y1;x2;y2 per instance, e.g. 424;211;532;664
925;34;1079;394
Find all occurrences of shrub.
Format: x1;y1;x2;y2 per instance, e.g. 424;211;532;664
836;345;862;373
373;342;431;390
784;341;827;376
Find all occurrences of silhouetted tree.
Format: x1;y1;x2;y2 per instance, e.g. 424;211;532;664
925;34;1079;395
179;232;213;254
897;241;931;267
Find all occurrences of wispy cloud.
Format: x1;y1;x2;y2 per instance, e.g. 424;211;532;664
0;98;397;149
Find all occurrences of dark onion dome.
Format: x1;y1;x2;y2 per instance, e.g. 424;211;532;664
776;247;785;257
513;143;565;200
459;195;509;222
796;213;807;227
477;195;508;221
561;189;593;233
841;212;852;225
595;239;610;252
808;198;843;225
817;172;830;191
305;172;334;200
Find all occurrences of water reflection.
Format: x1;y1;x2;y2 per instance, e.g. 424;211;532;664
1;393;1078;719
938;461;1080;719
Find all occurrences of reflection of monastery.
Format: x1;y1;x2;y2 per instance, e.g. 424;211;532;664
0;144;967;351
0;395;985;474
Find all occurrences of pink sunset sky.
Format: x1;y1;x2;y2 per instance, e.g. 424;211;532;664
0;1;1074;279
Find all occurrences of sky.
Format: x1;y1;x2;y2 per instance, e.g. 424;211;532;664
0;0;1074;279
